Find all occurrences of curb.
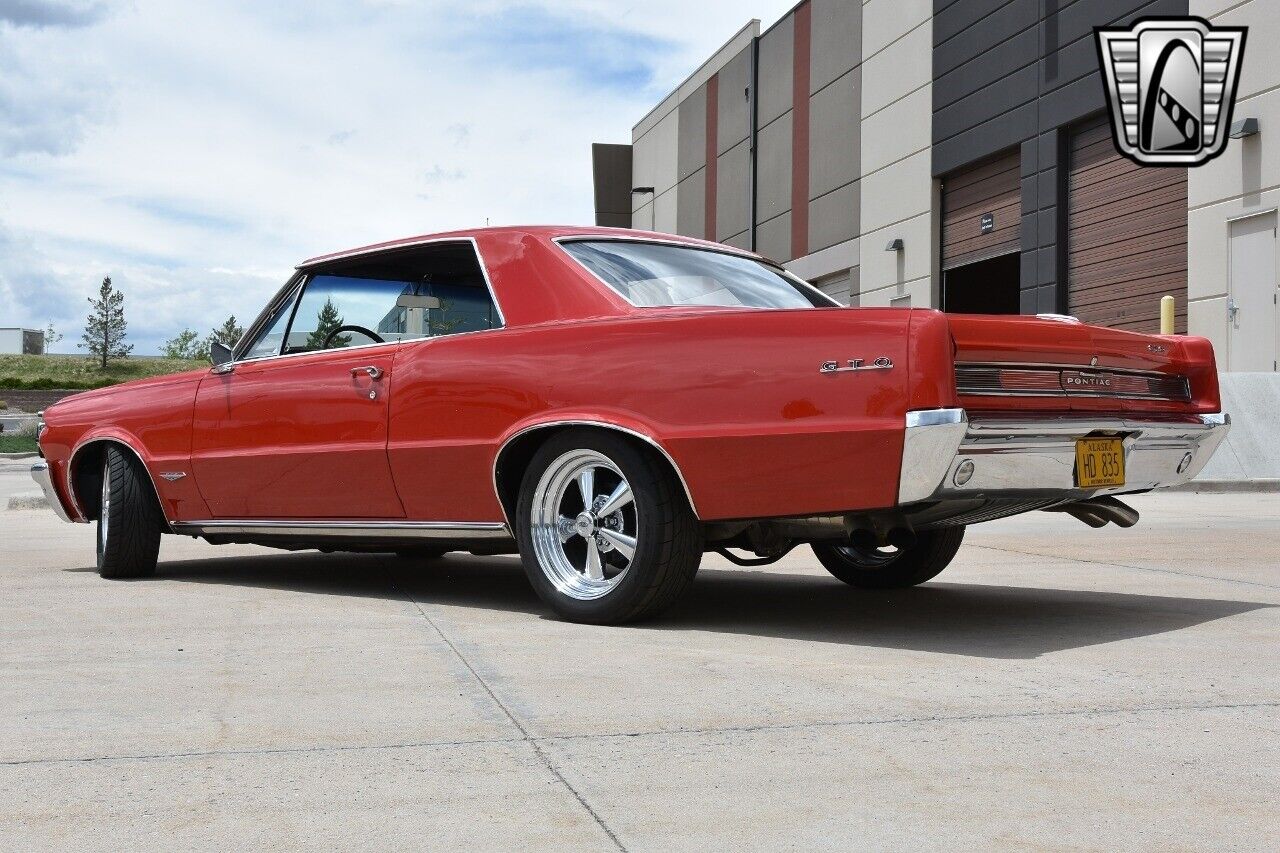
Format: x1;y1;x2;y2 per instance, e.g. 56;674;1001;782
1166;479;1280;494
0;452;38;460
7;494;48;511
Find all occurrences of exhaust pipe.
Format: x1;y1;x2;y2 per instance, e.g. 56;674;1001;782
1048;496;1140;529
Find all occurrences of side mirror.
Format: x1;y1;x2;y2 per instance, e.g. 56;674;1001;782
209;340;234;367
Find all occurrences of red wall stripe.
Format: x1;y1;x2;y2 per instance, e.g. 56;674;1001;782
791;1;811;260
705;73;719;242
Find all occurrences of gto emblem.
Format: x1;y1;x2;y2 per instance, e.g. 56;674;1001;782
820;357;893;374
1148;344;1168;354
1061;370;1113;389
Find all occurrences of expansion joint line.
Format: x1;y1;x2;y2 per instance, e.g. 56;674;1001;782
382;563;626;852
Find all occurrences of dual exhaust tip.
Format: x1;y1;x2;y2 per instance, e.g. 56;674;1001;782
1050;495;1140;529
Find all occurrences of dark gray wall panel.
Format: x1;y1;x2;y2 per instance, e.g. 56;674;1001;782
808;67;860;201
717;138;751;242
677;84;707;182
810;0;861;95
809;181;859;254
933;0;1188;314
756;15;794;129
717;47;753;155
676;169;706;238
755;111;793;224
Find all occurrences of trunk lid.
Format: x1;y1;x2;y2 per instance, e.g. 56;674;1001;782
947;314;1221;416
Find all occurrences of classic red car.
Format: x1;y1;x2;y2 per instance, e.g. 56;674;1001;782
31;226;1229;623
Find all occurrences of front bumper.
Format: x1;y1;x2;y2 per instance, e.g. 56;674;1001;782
898;409;1230;504
30;461;74;523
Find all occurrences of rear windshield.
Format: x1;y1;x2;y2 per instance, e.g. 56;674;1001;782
560;240;838;309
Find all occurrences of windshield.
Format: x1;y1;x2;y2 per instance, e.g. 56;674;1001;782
560;240;838;309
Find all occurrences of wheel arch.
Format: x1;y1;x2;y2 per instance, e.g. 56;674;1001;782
67;437;170;529
492;420;699;529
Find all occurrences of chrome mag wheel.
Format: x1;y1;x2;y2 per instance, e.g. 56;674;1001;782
97;457;111;560
530;449;638;601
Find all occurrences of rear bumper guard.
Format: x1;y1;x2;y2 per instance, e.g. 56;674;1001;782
898;409;1230;503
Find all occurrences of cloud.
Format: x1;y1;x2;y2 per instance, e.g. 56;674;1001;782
0;0;106;29
0;0;802;353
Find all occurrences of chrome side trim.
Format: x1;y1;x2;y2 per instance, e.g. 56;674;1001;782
65;438;172;530
492;419;701;525
899;409;969;503
171;520;511;540
30;461;73;523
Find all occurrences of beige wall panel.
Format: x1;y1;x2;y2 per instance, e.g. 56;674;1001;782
861;83;932;176
861;18;931;119
1188;204;1230;301
862;0;931;64
717;138;752;241
858;212;933;297
811;0;862;94
653;187;678;234
859;275;932;308
1188;88;1279;209
717;47;753;154
860;148;932;234
1189;295;1230;359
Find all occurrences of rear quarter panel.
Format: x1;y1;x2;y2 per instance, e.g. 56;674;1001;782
388;308;919;522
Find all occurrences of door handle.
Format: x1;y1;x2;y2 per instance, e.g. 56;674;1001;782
351;366;383;381
1227;297;1239;322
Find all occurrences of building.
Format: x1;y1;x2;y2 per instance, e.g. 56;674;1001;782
593;0;1278;373
0;328;44;355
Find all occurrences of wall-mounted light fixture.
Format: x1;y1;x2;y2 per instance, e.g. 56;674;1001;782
631;186;656;195
885;238;904;252
1229;118;1260;139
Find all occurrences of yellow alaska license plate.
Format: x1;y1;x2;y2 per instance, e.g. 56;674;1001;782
1075;438;1125;488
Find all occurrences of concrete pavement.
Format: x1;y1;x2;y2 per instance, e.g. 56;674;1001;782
1;480;1277;850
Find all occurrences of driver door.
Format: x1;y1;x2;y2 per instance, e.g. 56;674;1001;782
190;272;421;519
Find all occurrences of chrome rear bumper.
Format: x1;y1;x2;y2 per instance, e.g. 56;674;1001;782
898;409;1230;504
30;461;74;523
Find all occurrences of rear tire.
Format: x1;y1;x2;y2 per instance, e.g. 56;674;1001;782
96;446;163;579
812;527;965;589
515;429;702;624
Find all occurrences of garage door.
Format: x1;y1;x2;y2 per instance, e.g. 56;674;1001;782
1068;116;1188;333
941;147;1021;271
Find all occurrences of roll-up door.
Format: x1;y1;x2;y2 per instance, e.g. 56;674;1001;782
941;148;1021;271
1068;116;1188;333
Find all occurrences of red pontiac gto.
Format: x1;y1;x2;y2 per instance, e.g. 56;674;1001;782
31;226;1230;623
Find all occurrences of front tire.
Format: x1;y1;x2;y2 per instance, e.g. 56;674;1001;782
515;430;702;624
96;446;163;579
812;527;965;589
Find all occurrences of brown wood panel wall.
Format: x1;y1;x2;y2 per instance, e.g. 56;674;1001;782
941;147;1021;271
1068;116;1188;333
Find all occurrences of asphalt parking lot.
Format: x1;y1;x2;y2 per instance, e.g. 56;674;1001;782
2;463;1277;850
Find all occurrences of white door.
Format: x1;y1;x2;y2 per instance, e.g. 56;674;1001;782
1228;212;1278;371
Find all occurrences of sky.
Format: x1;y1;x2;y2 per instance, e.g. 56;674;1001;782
0;0;799;354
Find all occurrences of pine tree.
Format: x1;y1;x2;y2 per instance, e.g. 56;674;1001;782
80;276;133;369
206;315;244;351
305;298;350;349
162;329;202;359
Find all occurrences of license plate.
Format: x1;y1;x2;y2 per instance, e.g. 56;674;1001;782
1075;438;1125;488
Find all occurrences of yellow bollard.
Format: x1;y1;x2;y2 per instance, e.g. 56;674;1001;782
1160;295;1175;335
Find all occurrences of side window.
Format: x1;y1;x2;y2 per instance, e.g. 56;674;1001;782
281;242;501;354
242;289;299;359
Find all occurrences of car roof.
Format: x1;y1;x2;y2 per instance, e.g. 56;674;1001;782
297;225;763;268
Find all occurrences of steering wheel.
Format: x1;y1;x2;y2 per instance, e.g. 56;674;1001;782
322;324;383;348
